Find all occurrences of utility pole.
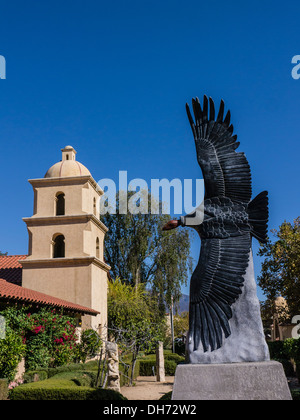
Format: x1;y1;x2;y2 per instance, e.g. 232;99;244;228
170;296;175;354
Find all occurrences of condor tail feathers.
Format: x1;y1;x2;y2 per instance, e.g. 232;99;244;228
248;191;269;243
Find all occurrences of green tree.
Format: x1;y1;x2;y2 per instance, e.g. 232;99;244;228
108;278;165;385
258;217;300;320
173;311;189;339
0;251;7;256
102;191;193;311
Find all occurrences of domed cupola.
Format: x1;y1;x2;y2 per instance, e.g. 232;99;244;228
44;146;91;178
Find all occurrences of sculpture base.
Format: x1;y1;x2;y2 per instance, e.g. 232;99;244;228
188;251;270;364
172;361;292;400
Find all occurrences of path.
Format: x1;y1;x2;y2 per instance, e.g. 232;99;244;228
120;376;174;400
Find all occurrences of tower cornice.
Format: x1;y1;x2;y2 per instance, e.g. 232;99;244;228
20;256;111;272
23;214;109;233
28;175;103;196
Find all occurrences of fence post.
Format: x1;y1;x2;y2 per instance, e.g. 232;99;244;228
156;341;165;382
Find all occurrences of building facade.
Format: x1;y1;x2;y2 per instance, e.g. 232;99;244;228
20;146;110;333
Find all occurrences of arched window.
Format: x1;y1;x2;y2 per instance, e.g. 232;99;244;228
53;234;65;258
96;237;100;259
56;193;65;216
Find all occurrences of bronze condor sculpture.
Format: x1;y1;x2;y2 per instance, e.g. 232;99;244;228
163;96;269;359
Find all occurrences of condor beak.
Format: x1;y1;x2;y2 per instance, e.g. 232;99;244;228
162;219;181;231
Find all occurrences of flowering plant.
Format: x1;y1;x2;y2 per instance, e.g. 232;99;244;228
0;306;79;373
8;378;23;390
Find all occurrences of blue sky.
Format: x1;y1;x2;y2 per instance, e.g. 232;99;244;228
0;0;300;299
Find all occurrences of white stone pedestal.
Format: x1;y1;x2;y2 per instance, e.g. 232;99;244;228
172;361;292;400
188;251;270;364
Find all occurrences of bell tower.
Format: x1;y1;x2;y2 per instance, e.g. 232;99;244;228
21;146;110;332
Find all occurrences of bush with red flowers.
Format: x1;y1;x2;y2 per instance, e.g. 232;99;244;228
25;308;79;370
0;306;80;372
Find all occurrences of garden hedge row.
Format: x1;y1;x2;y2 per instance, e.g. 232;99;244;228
267;340;300;381
139;359;178;376
291;389;300;401
13;352;184;400
10;385;127;400
138;353;185;376
24;362;96;383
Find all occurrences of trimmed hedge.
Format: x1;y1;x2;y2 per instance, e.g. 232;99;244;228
24;362;96;383
291;389;300;401
138;353;184;377
47;363;87;378
24;359;139;388
139;359;178;376
10;385;127;400
10;372;128;400
52;370;98;388
19;351;183;400
23;370;48;384
164;354;185;364
159;391;172;400
0;379;8;400
267;341;297;378
268;341;290;360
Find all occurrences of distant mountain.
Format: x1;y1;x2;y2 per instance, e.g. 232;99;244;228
166;294;189;315
178;294;189;313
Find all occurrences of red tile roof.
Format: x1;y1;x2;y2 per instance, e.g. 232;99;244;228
0;255;27;286
0;278;99;315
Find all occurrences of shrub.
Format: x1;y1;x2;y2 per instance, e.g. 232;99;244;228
25;362;100;384
174;339;186;357
159;391;172;400
138;360;156;376
0;306;79;372
70;371;98;388
87;389;127;400
284;338;300;383
10;382;127;400
138;359;178;376
0;379;8;400
25;339;51;370
268;341;289;360
47;363;86;378
284;339;300;361
165;360;177;375
23;370;48;384
78;329;102;363
275;359;295;377
0;328;25;381
164;353;185;364
291;389;300;401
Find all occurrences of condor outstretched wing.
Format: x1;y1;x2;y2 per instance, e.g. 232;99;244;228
186;96;252;203
189;234;251;352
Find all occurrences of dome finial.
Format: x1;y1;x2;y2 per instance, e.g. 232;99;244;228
44;146;91;178
61;145;77;161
